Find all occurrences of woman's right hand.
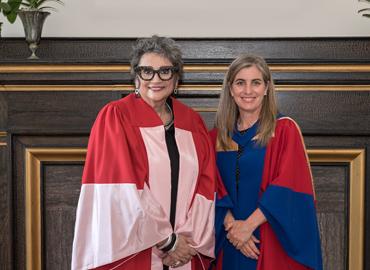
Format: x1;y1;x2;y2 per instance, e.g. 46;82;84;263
224;210;235;231
239;235;260;260
162;235;196;267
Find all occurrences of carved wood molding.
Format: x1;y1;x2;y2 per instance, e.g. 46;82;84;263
1;64;370;73
24;147;365;270
25;148;86;270
309;149;365;270
1;84;369;92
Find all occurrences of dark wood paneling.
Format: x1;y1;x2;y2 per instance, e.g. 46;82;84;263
313;165;347;270
1;38;369;62
1;38;369;270
314;165;347;213
179;91;370;135
12;136;88;270
42;163;83;270
0;72;133;85
13;136;26;270
306;136;370;270
0;137;11;270
6;90;370;135
7;91;119;134
275;91;370;135
2;71;370;85
0;93;7;130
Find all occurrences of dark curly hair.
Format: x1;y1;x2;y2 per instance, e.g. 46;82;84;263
130;35;183;80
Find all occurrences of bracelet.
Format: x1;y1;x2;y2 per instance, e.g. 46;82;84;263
157;234;173;250
167;233;179;253
161;233;178;253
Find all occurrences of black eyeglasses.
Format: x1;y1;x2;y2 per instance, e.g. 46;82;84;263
134;66;178;81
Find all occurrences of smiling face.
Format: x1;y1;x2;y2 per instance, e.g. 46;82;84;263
136;52;178;109
230;65;267;119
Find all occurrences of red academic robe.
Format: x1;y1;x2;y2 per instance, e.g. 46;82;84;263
71;94;217;270
211;117;322;270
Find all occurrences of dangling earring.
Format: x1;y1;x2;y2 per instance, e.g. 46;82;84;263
134;76;141;97
134;88;140;97
173;88;178;95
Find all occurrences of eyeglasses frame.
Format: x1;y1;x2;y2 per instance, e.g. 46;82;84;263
134;66;179;81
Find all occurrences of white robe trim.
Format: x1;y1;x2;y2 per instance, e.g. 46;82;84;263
71;183;172;270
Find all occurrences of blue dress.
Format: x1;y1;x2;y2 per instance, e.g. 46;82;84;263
216;123;265;270
212;117;323;270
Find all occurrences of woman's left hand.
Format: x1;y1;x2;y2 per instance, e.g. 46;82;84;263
226;220;254;249
227;208;266;249
240;235;260;260
162;235;196;267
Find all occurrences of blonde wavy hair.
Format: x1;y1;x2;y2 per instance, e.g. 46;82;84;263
215;54;278;150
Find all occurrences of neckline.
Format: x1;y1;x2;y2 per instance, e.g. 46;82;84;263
164;102;174;130
233;121;259;146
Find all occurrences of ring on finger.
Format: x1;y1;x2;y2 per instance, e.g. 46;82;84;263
172;261;181;267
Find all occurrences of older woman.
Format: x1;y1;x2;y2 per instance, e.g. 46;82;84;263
211;55;322;270
71;36;217;270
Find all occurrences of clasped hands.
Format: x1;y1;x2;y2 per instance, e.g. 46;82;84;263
224;211;260;260
159;235;197;268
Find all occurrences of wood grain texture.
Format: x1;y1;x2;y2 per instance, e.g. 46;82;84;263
0;38;369;62
5;91;370;135
7;91;120;134
12;136;88;270
0;141;11;270
0;93;7;130
1;38;369;270
318;212;346;270
312;165;347;270
43;164;83;270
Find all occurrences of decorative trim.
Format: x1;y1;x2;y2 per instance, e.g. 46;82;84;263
186;64;370;73
25;148;86;270
0;84;220;92
24;148;365;270
193;107;217;112
1;64;370;73
270;64;370;73
274;85;370;91
0;85;134;91
0;132;7;146
0;65;131;73
1;84;369;92
308;149;365;270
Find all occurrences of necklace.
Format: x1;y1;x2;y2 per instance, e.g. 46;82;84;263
164;102;174;130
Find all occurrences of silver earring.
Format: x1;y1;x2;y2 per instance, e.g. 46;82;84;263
134;88;140;97
173;88;178;95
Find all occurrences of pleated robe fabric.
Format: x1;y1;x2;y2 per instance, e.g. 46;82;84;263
71;94;217;270
211;117;323;270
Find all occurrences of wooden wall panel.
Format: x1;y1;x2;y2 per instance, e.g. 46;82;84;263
0;38;369;270
7;92;120;134
1;38;369;62
43;163;83;270
0;93;7;130
313;165;347;270
12;136;88;270
0;133;11;270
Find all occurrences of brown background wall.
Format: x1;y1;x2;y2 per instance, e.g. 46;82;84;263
0;37;369;270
